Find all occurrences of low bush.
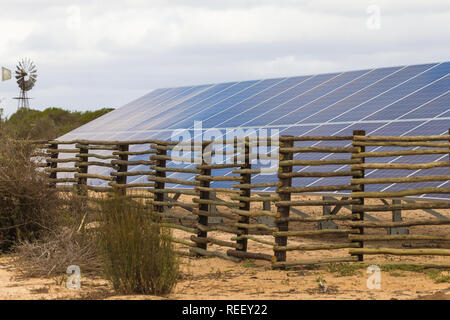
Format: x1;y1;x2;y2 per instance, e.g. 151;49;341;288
97;197;179;295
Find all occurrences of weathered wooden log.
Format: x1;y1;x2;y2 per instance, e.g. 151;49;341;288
85;185;113;192
150;166;200;174
351;187;450;198
275;213;358;223
347;218;450;228
273;229;358;237
46;157;79;163
190;236;243;249
147;176;200;186
278;184;355;193
109;182;155;188
74;173;115;181
193;198;243;207
195;175;243;182
112;150;157;156
231;208;279;218
353;149;450;158
279;159;361;167
112;159;156;166
231;235;276;246
159;223;197;233
350;175;450;185
278;170;360;178
168;237;196;247
350;161;450;170
274;243;360;251
226;250;274;261
279;136;353;141
150;188;199;196
196;163;244;169
280;146;358;153
150;200;198;208
197;224;244;235
353;202;450;212
231;169;262;174
272;256;359;268
349;248;450;256
110;170;154;176
47;148;79;153
232;182;281;189
231;195;280;202
195;186;243;194
76;161;118;168
349;234;450;241
76;153;119;160
151;154;197;162
189;247;241;262
275;199;358;207
194;209;239;220
234;223;278;232
352;135;450;142
353;141;450;148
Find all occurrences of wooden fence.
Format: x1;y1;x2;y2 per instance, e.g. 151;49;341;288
35;131;450;268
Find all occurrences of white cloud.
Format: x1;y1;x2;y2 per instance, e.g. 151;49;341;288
0;0;449;116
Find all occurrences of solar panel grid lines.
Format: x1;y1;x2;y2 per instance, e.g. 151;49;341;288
223;69;375;128
56;62;450;199
254;69;449;190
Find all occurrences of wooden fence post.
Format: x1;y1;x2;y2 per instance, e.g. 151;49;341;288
116;143;129;197
196;142;210;251
47;142;58;188
76;145;89;196
274;135;293;266
351;130;366;261
237;137;251;252
154;142;166;213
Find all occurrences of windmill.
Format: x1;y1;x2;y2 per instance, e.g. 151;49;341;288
14;58;37;109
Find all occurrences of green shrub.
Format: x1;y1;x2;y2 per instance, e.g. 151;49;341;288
98;198;179;295
0;138;61;252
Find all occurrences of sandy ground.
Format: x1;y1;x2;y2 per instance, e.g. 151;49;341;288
1;194;448;300
0;252;449;300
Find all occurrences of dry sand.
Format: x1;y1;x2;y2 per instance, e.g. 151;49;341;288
1;194;448;300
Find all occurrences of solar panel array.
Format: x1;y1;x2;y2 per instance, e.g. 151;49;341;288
58;62;450;199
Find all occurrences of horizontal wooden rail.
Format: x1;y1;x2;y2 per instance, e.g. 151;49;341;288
353;149;450;158
195;175;243;182
148;176;199;186
353;141;450;148
353;202;450;212
279;170;360;178
278;184;355;193
226;250;274;261
352;187;450;198
279;136;352;141
349;248;450;256
232;182;281;189
280;146;357;153
74;173;115;181
350;175;450;185
279;159;361;167
274;243;360;251
273;229;358;237
275;199;358;207
349;234;450;241
190;235;243;249
352;135;450;142
351;161;450;170
347;218;450;228
151;166;200;174
275;214;358;223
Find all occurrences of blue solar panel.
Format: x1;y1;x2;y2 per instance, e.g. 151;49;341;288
58;62;450;199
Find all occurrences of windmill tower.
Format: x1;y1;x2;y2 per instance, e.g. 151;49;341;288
14;58;37;109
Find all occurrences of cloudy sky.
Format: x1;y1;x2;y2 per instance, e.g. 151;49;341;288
0;0;449;116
